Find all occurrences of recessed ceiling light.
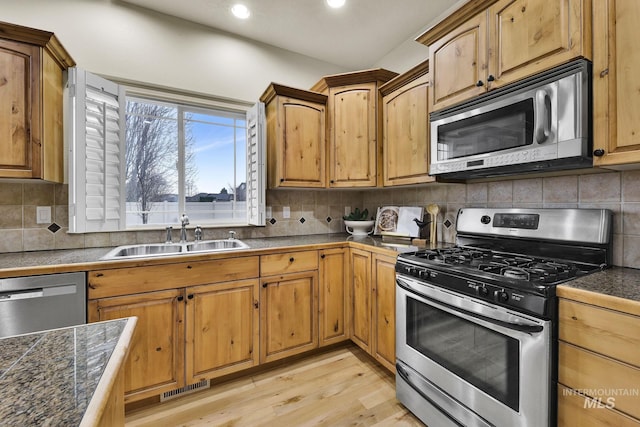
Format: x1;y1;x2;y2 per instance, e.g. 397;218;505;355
231;4;250;19
326;0;346;8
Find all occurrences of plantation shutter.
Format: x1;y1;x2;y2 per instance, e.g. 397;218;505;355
246;102;266;226
67;68;125;233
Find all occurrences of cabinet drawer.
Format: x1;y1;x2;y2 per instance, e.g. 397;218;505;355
559;342;640;420
559;298;640;367
89;256;259;299
558;384;640;427
260;250;318;276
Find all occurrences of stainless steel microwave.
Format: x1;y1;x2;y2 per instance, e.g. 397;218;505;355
430;60;592;179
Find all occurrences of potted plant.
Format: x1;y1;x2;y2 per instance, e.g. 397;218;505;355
343;208;375;236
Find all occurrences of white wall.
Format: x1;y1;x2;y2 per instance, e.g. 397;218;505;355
0;0;347;102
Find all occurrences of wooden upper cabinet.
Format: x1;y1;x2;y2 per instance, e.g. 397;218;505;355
380;61;434;186
314;69;398;188
428;12;488;111
419;0;590;111
328;83;377;187
592;0;640;167
488;0;590;87
0;22;74;181
260;84;327;188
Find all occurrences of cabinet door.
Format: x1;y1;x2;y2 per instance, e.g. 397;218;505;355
350;248;372;352
318;248;349;346
267;96;326;188
373;254;397;372
185;279;259;383
88;289;185;402
328;83;378;187
382;73;434;186
593;0;640;166
488;0;589;88
429;12;488;111
260;271;318;363
0;39;40;178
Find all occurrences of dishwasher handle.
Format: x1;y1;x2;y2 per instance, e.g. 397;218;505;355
0;285;77;301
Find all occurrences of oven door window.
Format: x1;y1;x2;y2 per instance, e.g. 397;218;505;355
406;297;520;411
437;99;534;161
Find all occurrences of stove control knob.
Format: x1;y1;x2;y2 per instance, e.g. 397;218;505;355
495;290;509;303
477;286;489;297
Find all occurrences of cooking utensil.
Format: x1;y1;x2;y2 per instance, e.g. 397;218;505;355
427;204;439;245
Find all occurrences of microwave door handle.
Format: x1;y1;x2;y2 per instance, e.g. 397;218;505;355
535;89;551;143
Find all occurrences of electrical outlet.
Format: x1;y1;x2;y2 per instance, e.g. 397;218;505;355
283;206;290;219
37;206;52;224
266;206;273;218
344;206;351;216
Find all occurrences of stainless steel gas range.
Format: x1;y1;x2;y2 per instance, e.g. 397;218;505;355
395;208;613;427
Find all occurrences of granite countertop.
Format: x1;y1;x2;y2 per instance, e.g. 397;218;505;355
557;266;640;316
0;318;135;426
0;233;424;275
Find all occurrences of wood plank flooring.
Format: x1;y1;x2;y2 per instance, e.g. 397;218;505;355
125;344;424;427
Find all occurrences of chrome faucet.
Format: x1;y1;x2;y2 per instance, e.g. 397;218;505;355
194;225;203;241
228;230;236;240
165;226;173;244
180;213;189;242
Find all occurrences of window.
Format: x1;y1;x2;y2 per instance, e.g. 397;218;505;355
125;97;248;227
67;68;265;233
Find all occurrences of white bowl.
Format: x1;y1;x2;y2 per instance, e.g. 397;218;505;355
345;220;375;236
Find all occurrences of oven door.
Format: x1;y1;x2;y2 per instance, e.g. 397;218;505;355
396;274;552;427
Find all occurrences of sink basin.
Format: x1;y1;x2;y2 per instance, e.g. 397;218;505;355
186;239;250;252
101;239;249;260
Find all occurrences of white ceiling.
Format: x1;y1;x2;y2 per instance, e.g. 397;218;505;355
120;0;460;69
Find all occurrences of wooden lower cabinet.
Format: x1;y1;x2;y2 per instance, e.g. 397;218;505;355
318;248;349;346
557;296;640;425
350;248;372;352
185;279;260;383
349;248;397;372
260;270;319;363
372;254;397;372
88;289;185;403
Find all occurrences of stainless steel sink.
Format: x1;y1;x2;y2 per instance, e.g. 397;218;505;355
101;239;249;260
185;239;249;252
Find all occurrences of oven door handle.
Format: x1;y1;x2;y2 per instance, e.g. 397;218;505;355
397;278;544;334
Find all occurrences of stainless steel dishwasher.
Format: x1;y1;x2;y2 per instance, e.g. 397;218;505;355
0;272;86;338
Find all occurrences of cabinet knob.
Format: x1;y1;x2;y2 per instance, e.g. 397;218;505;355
476;80;484;87
593;149;605;157
177;296;184;302
280;178;284;182
330;180;334;184
487;75;495;82
187;294;194;300
262;283;268;288
289;257;295;262
320;254;325;259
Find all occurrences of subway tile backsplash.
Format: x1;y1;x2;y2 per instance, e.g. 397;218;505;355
1;170;639;268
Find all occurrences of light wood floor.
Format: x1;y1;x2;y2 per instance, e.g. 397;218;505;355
125;345;424;427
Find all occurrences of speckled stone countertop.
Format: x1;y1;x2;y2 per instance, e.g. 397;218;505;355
560;267;640;303
0;233;423;276
0;319;130;426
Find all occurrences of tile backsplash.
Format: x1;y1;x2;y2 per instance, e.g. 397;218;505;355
2;170;639;268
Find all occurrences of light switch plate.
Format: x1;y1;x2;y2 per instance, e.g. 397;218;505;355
37;206;52;224
344;206;351;216
266;206;273;218
283;206;290;219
